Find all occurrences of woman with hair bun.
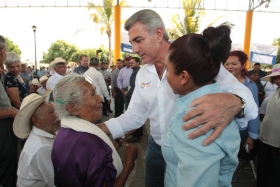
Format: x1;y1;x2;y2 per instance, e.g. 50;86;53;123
162;25;240;187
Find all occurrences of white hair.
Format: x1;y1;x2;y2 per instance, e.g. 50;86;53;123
52;74;87;119
5;52;20;66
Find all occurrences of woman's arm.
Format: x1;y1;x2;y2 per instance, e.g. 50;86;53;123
6;87;21;109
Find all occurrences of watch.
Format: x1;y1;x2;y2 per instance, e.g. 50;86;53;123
233;94;246;118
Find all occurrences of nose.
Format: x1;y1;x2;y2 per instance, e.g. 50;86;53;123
132;43;139;54
96;95;103;103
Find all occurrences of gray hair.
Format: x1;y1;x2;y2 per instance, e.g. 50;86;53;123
5;52;20;66
0;35;6;50
124;9;169;41
52;74;87;119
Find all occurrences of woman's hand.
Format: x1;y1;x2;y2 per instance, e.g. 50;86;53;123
244;137;254;153
182;93;241;146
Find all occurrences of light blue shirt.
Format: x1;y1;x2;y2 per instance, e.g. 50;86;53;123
117;66;132;89
239;76;260;139
162;82;240;187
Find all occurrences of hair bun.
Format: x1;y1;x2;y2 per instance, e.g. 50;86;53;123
202;25;231;63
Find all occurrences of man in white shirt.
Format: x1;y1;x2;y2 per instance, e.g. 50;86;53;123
46;57;67;90
13;94;60;187
97;9;258;187
84;57;111;123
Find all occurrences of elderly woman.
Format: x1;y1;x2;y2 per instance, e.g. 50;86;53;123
224;50;260;156
51;74;138;187
4;52;29;109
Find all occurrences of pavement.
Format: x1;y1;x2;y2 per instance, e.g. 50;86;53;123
103;101;257;187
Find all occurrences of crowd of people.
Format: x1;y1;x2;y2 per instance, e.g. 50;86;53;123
0;8;279;187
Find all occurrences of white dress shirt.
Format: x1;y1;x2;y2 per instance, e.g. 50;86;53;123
105;64;258;146
17;127;55;187
84;67;110;101
46;73;63;90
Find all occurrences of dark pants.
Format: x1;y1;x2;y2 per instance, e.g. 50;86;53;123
114;87;124;117
132;126;143;138
257;140;280;187
123;95;131;110
102;97;109;114
0;118;17;187
145;136;165;187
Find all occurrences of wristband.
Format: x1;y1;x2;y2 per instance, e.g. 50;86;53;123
115;139;123;147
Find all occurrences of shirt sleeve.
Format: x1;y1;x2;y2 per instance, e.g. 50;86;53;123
247;82;260;139
105;72;148;139
216;64;258;128
111;71;116;88
259;96;271;114
98;73;110;101
4;75;18;89
117;69;124;89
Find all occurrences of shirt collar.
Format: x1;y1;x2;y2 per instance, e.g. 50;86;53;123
32;126;55;139
176;82;220;111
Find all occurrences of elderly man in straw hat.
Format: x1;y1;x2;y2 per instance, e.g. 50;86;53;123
257;63;280;187
46;57;67;90
14;93;60;186
37;75;48;96
0;35;19;187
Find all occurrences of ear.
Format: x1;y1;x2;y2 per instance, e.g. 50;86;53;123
31;116;40;128
65;103;80;116
180;70;190;86
155;27;164;42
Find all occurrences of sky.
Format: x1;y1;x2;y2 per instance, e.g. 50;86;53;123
1;6;280;65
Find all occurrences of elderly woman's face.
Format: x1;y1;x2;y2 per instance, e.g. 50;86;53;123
74;82;103;123
7;61;21;76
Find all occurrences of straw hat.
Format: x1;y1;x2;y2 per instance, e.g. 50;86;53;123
13;94;46;139
39;75;48;83
30;79;41;86
49;57;66;72
260;64;280;81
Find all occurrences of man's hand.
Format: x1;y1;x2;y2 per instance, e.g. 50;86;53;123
108;99;111;105
182;93;241;146
112;90;117;98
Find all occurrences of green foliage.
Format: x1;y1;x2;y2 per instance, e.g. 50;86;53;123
41;40;78;64
167;0;205;40
71;48;98;63
4;37;22;56
272;38;280;64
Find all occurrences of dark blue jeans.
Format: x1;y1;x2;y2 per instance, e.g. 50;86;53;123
145;136;165;187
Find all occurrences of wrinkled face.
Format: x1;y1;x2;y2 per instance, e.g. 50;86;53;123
128;22;160;64
0;47;6;66
30;85;39;93
33;102;60;135
130;59;139;69
54;64;67;75
116;60;122;69
250;72;259;81
80;56;89;67
7;61;21;76
74;82;103;123
273;75;280;87
165;58;181;95
224;56;244;78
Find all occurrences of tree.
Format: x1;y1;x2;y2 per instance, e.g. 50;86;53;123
41;40;78;64
167;0;205;40
272;38;280;64
88;0;127;66
71;48;97;63
5;37;22;56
